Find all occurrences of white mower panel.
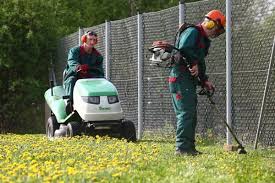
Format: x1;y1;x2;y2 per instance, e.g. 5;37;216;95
73;86;123;122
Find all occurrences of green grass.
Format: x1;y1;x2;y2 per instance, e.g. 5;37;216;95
0;134;274;183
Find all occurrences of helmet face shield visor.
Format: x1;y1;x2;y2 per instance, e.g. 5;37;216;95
209;21;225;38
215;27;225;36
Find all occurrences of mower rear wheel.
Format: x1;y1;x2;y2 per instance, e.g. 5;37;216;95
46;115;59;138
121;120;137;142
66;121;81;137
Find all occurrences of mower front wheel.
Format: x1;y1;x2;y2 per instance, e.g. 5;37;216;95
46;115;59;138
66;121;81;137
121;120;137;142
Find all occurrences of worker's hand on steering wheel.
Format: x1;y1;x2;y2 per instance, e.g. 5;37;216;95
189;64;198;77
76;64;89;73
76;64;90;78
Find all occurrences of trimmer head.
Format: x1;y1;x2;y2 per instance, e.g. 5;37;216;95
237;147;247;154
223;144;247;154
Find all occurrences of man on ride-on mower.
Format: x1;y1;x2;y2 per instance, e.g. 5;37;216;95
63;31;104;112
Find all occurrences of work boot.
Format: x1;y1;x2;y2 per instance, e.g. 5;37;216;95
174;149;198;156
192;148;203;155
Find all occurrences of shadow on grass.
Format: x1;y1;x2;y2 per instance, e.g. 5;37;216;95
137;138;175;144
137;131;225;146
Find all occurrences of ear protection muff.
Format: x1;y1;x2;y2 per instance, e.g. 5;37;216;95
205;19;216;29
81;34;87;43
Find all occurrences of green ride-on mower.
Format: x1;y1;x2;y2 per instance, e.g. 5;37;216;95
44;78;137;142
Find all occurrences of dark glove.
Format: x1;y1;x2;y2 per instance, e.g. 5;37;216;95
203;80;215;92
151;41;174;53
76;64;89;72
76;64;90;78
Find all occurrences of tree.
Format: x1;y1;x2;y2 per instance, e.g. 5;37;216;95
0;0;61;132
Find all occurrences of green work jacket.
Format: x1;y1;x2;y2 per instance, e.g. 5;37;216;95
64;45;104;80
170;25;211;84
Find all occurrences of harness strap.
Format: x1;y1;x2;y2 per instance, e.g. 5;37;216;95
174;23;203;53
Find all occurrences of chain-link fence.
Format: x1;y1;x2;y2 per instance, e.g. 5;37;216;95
55;0;275;146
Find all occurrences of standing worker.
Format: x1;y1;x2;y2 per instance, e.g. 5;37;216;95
63;31;104;113
170;10;226;156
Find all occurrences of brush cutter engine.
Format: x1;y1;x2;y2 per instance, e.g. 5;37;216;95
148;41;176;67
149;47;171;66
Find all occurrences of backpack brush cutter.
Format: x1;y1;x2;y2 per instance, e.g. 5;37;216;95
198;88;247;154
148;41;182;68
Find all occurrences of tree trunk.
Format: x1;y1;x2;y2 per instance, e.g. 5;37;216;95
128;0;137;16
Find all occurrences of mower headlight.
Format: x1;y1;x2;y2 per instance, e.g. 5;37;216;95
81;96;100;104
107;96;119;104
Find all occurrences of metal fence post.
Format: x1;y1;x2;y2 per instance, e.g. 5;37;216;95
226;0;233;145
179;0;185;25
254;36;275;149
78;27;83;46
105;20;111;80
137;13;143;140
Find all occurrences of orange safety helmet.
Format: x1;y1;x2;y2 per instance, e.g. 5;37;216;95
205;10;226;29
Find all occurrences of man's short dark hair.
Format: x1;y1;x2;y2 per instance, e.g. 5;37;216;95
86;31;97;37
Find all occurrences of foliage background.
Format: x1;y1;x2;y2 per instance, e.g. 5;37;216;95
0;0;199;133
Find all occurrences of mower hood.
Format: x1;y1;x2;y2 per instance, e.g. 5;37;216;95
75;78;118;96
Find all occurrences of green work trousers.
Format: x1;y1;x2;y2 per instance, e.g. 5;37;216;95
63;75;77;101
170;72;198;151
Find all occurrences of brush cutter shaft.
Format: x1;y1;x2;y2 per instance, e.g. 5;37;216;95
211;102;244;148
199;88;245;149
